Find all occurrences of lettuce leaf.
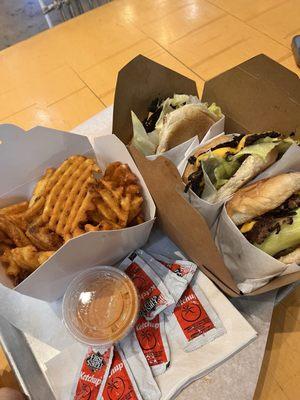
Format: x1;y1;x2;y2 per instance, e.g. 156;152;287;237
233;141;279;161
256;209;300;256
131;111;157;156
201;156;241;193
208;102;222;119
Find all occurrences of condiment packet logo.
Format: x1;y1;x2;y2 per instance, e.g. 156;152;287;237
119;253;175;320
166;274;226;352
102;347;143;400
73;346;113;400
137;249;188;306
135;314;170;376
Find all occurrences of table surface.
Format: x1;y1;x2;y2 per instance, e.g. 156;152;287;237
0;1;300;399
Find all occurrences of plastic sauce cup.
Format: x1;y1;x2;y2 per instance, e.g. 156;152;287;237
62;266;139;346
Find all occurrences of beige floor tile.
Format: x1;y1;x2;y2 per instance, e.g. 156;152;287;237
140;0;225;46
0;87;35;121
249;0;300;47
48;87;104;130
81;38;204;101
166;15;289;80
51;14;146;73
108;0;196;26
0;105;65;131
206;0;287;21
1;88;103;131
101;90;115;107
25;65;85;107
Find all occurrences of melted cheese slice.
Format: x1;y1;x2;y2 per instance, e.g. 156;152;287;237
240;220;256;233
195;135;248;167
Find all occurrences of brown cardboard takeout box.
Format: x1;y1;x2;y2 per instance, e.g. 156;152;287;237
112;54;300;297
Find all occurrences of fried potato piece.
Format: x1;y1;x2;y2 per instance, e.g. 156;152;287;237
0;201;29;216
29;168;55;207
9;246;54;272
0;231;13;246
40;156;101;240
84;220;123;232
0;248;21;279
94;162;144;228
26;220;63;251
0;216;31;247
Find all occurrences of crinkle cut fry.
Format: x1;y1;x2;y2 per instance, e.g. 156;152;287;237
42;156;86;223
29;168;55;207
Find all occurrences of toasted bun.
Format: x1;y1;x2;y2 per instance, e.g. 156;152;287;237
227;172;300;226
279;247;300;264
182;134;236;184
156;104;215;154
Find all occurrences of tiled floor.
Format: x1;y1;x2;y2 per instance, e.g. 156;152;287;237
0;0;299;399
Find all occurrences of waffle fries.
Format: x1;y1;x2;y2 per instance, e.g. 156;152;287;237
0;156;145;285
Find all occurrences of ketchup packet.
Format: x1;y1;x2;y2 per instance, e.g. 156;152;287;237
102;347;143;400
72;346;113;400
166;273;225;352
137;249;188;306
134;314;170;376
151;253;197;285
119;252;175;320
121;332;161;400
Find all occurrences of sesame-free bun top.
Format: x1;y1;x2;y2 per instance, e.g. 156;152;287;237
226;172;300;226
156;104;216;154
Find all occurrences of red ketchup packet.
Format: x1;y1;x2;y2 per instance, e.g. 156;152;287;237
166;273;225;352
151;253;197;285
136;249;188;307
119;252;175;320
72;346;113;400
134;314;170;376
121;332;161;400
102;347;143;400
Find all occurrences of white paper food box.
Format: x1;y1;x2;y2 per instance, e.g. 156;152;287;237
0;125;155;301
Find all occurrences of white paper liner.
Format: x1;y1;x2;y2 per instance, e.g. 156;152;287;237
178;132;229;228
121;332;162;400
215;144;300;293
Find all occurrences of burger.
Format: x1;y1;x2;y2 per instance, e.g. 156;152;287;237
131;94;222;155
227;172;300;264
183;131;297;203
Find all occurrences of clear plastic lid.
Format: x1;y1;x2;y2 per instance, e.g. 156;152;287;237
62;266;139;346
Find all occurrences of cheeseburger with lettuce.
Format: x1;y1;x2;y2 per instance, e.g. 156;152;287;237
131;94;222;155
183;132;297;203
227;172;300;264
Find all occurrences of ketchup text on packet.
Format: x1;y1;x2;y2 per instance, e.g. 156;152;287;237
174;286;215;341
135;316;167;367
74;347;111;400
125;262;167;316
102;349;140;400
